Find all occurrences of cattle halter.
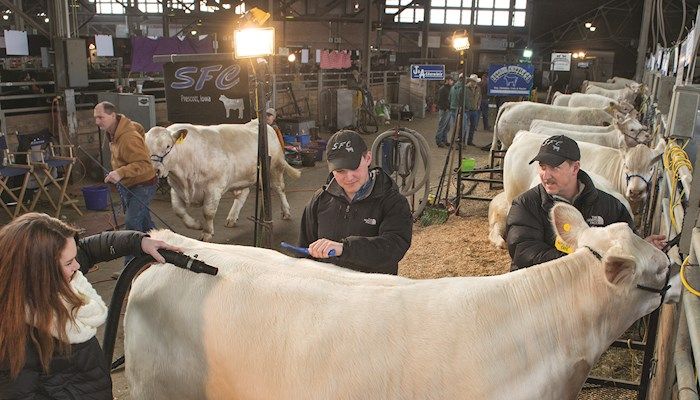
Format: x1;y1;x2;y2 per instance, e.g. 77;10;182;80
584;246;672;304
151;145;174;164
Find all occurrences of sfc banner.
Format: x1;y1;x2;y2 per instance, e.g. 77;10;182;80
487;64;534;96
164;60;251;124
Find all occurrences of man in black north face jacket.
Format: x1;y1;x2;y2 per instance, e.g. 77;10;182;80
298;130;412;275
505;135;664;271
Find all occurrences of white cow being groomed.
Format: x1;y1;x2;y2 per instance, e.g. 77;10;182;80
491;101;616;150
145;120;301;241
124;209;679;400
530;119;617;133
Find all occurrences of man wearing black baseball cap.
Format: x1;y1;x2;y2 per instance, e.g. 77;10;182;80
297;130;412;275
504;135;665;270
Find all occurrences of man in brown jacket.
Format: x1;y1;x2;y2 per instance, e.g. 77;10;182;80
94;101;157;271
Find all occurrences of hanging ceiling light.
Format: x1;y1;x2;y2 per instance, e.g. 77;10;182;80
589;26;596;32
584;22;592;28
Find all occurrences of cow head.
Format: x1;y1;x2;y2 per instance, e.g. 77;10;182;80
145;126;188;178
550;203;675;316
614;112;652;147
621;140;664;203
610;100;635;115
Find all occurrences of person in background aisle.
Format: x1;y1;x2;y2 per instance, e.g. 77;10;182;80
0;212;180;399
464;74;482;146
265;107;286;149
94;101;157;278
479;72;491;131
298;130;412;275
435;75;455;148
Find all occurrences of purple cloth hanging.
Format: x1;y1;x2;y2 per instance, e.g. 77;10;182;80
131;36;214;73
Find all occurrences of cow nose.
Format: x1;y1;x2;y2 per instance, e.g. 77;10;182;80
628;188;647;201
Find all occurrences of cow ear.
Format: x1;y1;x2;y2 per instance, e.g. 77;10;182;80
172;129;188;144
603;250;636;285
550;203;588;250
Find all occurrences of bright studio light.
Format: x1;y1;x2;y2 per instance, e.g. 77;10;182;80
234;27;275;58
452;35;470;51
288;53;296;62
523;48;533;58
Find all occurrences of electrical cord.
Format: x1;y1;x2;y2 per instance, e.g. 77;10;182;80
662;140;692;233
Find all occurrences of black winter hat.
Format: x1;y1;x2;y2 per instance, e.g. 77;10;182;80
529;135;581;166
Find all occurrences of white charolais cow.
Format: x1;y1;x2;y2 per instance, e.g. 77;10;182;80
530;119;617;133
145;120;301;241
568;92;635;114
487;132;664;247
584;84;639;104
529;118;651;149
124;208;678;400
551;91;571;106
491;102;615;150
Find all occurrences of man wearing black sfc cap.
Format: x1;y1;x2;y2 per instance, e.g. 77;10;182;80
298;130;412;275
505;135;665;270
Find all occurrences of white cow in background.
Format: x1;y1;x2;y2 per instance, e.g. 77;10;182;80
145;120;301;241
584;84;639;104
551;91;571;106
492;102;615;150
568;92;636;114
529;118;651;148
487;132;664;247
125;210;678;399
530;119;617;133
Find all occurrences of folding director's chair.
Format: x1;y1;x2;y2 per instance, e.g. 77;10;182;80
20;134;83;218
0;134;34;219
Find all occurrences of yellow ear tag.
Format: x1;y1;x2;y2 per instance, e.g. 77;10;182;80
175;136;185;145
563;223;571;232
555;236;573;254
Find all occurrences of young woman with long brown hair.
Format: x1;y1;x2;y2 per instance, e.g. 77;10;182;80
0;213;179;399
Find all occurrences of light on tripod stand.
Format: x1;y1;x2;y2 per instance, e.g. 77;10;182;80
452;34;470;51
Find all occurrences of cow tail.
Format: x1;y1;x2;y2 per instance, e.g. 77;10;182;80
284;160;302;179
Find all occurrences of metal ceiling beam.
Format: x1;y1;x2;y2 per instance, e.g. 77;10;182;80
0;0;50;37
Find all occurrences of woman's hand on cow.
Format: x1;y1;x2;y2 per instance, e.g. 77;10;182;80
308;239;343;258
141;237;183;263
645;234;667;250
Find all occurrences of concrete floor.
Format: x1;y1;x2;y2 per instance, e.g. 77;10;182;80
3;111;497;398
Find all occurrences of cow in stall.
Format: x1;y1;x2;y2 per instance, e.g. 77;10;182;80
530;119;617;133
145;120;301;241
568;92;636;114
581;77;640;92
491;101;642;150
584;84;640;104
529;117;651;149
124;207;679;399
551;91;571;106
487;132;664;248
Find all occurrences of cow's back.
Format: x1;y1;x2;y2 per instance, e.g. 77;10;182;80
497;102;612;148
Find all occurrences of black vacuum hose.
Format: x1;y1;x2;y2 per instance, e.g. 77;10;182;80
102;249;218;368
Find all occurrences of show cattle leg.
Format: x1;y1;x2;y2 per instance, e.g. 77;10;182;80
225;187;250;228
201;188;225;242
171;188;202;231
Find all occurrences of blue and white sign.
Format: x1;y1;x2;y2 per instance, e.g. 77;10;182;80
487;64;535;96
410;64;446;80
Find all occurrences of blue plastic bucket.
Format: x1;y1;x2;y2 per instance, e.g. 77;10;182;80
297;134;311;148
81;185;110;211
283;134;296;144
